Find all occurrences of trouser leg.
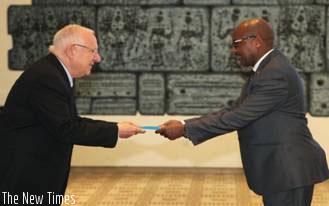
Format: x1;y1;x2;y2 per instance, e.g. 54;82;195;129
262;185;314;206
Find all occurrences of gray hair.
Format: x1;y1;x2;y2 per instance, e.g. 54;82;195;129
49;24;95;51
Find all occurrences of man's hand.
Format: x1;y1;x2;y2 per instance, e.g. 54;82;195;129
155;120;184;140
117;121;145;138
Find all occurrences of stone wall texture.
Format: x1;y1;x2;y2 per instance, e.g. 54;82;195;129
7;1;329;116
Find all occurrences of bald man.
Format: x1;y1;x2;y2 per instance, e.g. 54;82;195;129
156;18;329;206
0;25;144;205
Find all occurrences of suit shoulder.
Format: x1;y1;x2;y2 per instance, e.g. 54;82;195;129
261;52;296;77
270;51;295;71
23;55;66;85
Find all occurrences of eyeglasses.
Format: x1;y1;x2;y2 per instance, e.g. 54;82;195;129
232;35;256;48
73;44;99;55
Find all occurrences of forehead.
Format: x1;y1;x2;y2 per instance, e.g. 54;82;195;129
82;32;98;45
231;26;248;39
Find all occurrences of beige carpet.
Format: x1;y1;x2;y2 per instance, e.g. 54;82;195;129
63;167;329;206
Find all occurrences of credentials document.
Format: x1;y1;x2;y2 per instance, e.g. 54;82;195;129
141;126;160;130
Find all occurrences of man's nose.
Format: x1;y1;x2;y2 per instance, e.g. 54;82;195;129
94;52;101;62
230;47;237;54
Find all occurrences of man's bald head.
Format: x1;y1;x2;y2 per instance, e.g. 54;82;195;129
230;18;275;67
233;18;274;48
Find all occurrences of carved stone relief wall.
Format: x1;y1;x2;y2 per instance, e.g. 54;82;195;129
7;0;329;116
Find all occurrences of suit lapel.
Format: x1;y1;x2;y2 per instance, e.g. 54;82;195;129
239;49;279;102
237;71;254;104
46;53;78;116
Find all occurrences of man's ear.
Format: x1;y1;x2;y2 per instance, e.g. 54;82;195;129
65;44;75;59
254;36;262;48
256;35;267;48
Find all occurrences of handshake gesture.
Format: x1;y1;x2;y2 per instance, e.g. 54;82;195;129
117;120;185;140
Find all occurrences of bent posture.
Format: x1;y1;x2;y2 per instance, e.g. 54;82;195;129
157;18;329;206
0;24;144;205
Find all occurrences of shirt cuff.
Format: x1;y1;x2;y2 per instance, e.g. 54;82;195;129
181;120;188;138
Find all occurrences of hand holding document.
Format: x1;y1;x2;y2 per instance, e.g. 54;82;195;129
118;121;184;140
155;120;184;140
117;121;145;138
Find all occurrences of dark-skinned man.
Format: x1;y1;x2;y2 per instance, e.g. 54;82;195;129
156;18;329;206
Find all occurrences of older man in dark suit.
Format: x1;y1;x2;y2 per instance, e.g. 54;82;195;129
156;18;329;206
0;24;144;205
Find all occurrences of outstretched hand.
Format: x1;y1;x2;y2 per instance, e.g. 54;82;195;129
155;120;184;140
118;121;145;138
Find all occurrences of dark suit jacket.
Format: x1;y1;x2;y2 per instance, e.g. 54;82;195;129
185;49;329;195
0;54;118;204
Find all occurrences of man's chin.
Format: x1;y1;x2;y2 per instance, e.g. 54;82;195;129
78;71;91;78
235;61;246;69
236;59;246;67
234;58;246;68
234;60;251;70
86;69;92;75
235;62;252;72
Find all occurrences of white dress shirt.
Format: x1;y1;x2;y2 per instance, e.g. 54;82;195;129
252;48;274;72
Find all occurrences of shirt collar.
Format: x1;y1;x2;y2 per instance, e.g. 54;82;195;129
252;48;274;72
56;56;74;88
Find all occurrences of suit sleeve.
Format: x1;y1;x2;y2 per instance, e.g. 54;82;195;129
185;69;289;145
28;75;118;148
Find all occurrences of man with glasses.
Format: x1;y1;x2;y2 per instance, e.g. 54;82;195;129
156;18;329;206
0;24;144;205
